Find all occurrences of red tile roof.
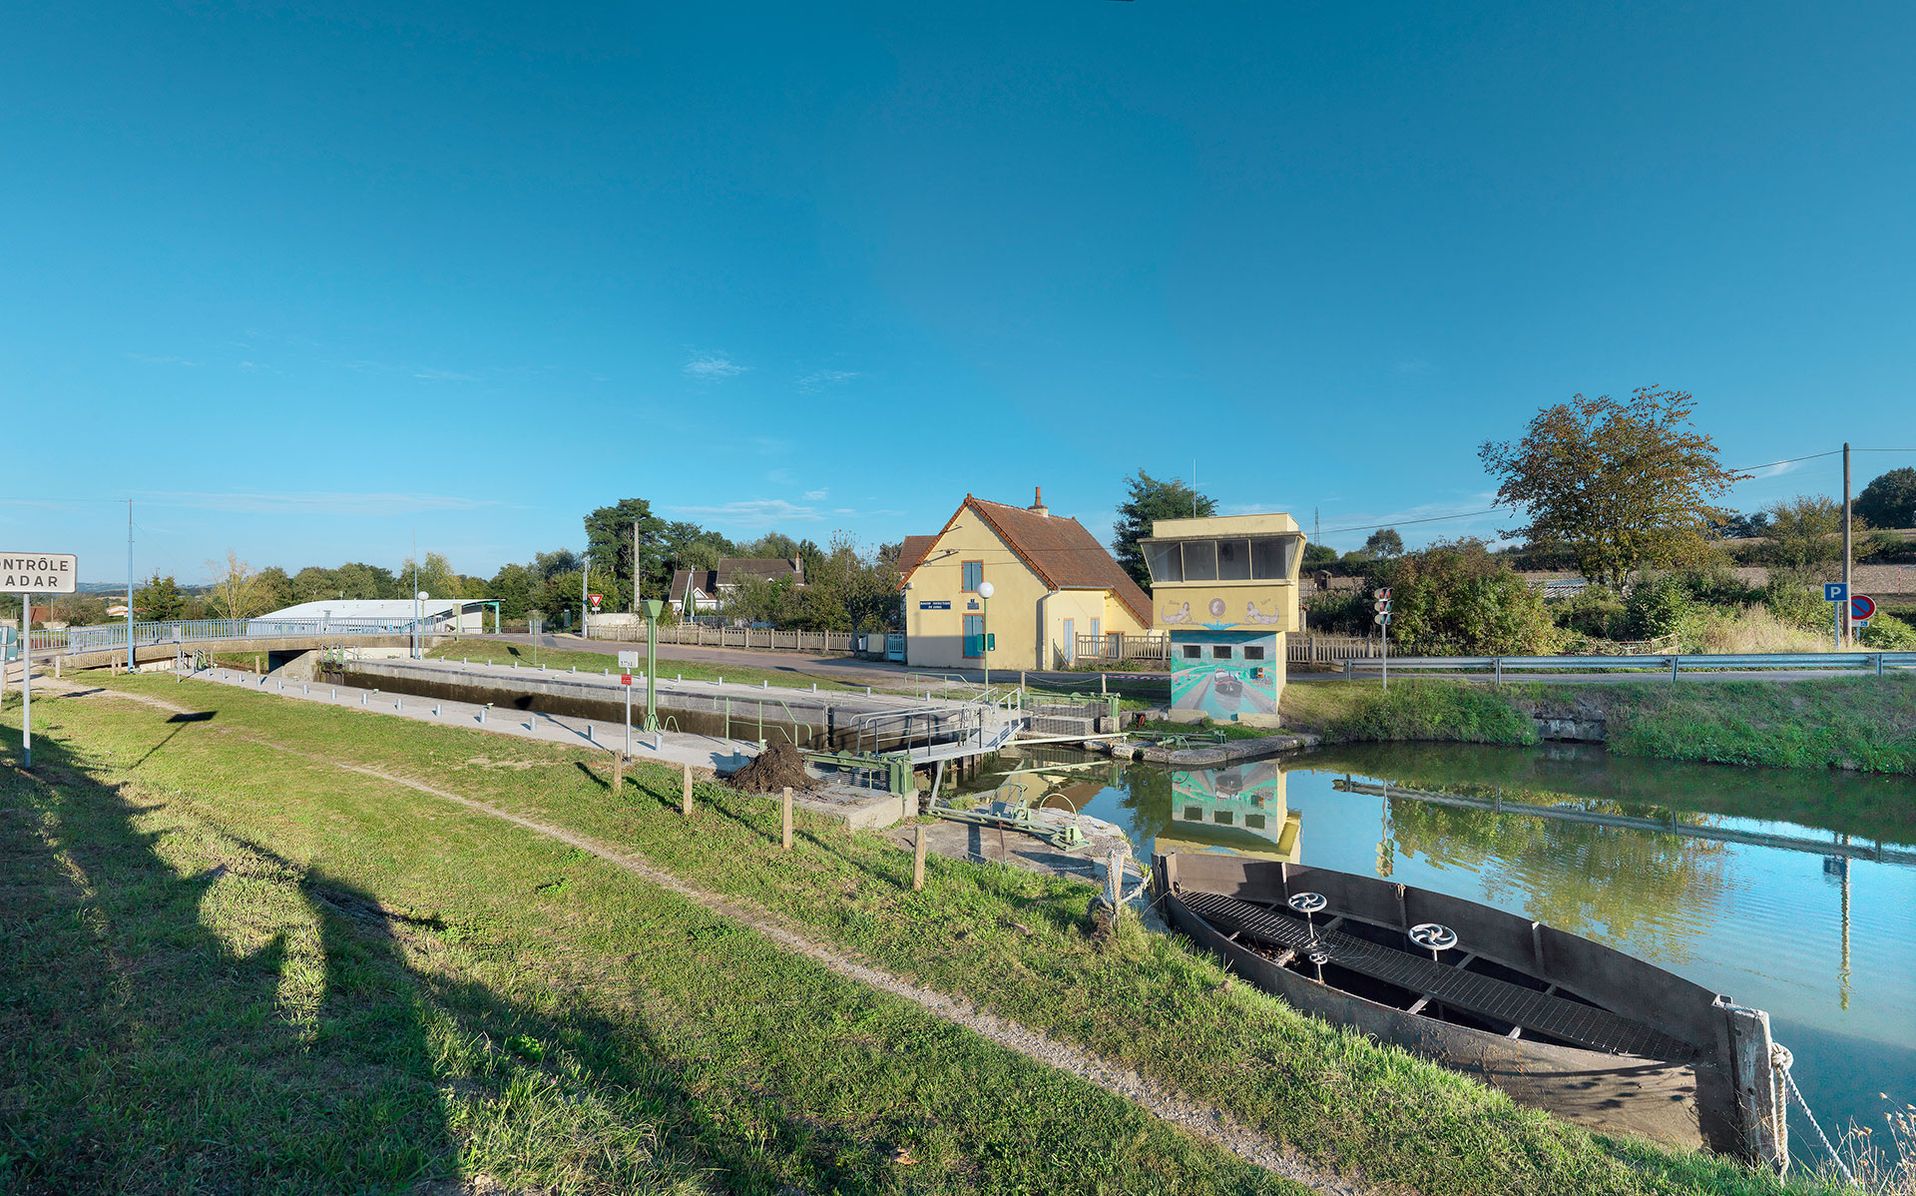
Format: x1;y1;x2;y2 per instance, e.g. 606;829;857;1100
900;495;1151;625
894;535;937;584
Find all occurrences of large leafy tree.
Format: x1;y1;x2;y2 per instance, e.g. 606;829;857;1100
1112;470;1217;587
1856;467;1916;530
583;498;667;609
1479;388;1745;589
1761;496;1857;572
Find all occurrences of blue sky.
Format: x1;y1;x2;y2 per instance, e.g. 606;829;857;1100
3;2;1912;584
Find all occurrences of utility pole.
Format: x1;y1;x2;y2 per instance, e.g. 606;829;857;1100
126;498;135;671
581;553;590;638
1842;442;1853;648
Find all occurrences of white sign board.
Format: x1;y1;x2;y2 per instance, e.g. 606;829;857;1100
0;553;78;593
617;650;640;668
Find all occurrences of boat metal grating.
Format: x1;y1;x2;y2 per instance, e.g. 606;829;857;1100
1179;888;1693;1061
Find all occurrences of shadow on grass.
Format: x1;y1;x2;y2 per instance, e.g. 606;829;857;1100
0;734;881;1194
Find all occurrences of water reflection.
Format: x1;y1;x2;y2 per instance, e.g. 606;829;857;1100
1159;762;1301;862
1000;742;1916;1149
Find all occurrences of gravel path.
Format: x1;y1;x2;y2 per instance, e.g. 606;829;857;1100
55;680;1378;1196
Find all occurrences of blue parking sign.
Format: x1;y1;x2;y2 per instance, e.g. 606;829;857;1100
1824;582;1848;602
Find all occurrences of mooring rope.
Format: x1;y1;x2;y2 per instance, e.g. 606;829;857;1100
1774;1044;1855;1186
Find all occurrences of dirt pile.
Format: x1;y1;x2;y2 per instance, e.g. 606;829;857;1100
727;741;818;793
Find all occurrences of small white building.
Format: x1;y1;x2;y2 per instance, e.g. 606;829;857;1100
257;598;491;632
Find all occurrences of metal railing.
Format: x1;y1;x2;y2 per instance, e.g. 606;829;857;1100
1343;651;1916;679
39;616;428;656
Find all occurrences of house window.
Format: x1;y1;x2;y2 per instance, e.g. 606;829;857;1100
1251;536;1301;580
1242;645;1267;661
962;560;984;592
1216;538;1251;581
1143;541;1181;583
1089;618;1101;641
1182;540;1218;581
1181;644;1202;659
1212;645;1233;659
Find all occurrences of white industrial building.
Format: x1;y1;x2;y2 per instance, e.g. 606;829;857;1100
257;598;492;632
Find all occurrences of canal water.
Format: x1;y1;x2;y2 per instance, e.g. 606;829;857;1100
986;742;1916;1159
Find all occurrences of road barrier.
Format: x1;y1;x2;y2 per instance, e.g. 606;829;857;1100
1343;651;1916;679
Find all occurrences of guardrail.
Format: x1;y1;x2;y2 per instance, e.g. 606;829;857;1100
35;617;428;656
1343;651;1916;679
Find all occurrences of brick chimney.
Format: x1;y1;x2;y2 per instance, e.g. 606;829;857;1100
1029;486;1049;517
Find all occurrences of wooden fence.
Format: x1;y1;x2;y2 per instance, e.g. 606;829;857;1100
1073;632;1384;666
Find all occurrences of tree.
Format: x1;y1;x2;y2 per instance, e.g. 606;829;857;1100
1761;496;1855;572
1363;528;1404;558
484;563;539;620
584;498;666;609
1112;470;1217;586
253;566;293;614
135;572;187;621
209;551;266;620
399;552;466;600
1479;388;1746;589
1856;467;1916;530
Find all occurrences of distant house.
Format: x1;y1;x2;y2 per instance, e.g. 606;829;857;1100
897;488;1151;670
667;556;806;615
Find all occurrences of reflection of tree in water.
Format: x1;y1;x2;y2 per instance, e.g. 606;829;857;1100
1111;763;1176;849
1385;796;1737;962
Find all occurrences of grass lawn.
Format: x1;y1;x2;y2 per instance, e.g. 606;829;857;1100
4;673;1838;1196
1;686;1297;1194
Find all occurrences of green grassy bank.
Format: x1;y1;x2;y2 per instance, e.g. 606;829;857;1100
4;676;1834;1196
1;690;1292;1194
1281;676;1916;775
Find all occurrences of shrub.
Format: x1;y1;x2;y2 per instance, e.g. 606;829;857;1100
1329;682;1538;745
1861;611;1916;650
1624;574;1692;639
1762;573;1828;632
1372;540;1559;655
1552;586;1627;640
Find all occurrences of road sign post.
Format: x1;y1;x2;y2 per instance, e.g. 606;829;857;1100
3;553;80;771
1824;583;1849;650
618;649;640;754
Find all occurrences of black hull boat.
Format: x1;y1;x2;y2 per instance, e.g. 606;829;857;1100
1154;852;1791;1168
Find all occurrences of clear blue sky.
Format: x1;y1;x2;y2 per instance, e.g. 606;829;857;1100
4;2;1912;584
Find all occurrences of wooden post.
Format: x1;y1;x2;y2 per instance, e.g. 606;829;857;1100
781;785;793;850
1724;1002;1789;1171
681;762;693;816
1104;849;1125;913
913;824;927;891
612;753;624;794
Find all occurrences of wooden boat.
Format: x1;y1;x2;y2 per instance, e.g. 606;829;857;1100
1154;851;1790;1168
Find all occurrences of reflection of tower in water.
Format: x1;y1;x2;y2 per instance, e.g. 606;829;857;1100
1160;762;1301;862
1824;834;1852;1011
1377;798;1395;879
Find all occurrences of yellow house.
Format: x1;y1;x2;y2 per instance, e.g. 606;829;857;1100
1141;512;1305;725
898;489;1151;671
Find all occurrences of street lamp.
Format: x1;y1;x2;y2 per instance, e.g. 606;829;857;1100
976;579;994;699
642;598;663;732
414;590;428;659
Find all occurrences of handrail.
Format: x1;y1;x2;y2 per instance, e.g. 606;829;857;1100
44;616;433;656
1344;651;1916;677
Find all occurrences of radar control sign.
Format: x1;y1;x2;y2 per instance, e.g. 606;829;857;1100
0;553;78;593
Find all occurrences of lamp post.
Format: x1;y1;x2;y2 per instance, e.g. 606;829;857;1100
976;579;994;699
643;598;663;731
413;590;428;659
